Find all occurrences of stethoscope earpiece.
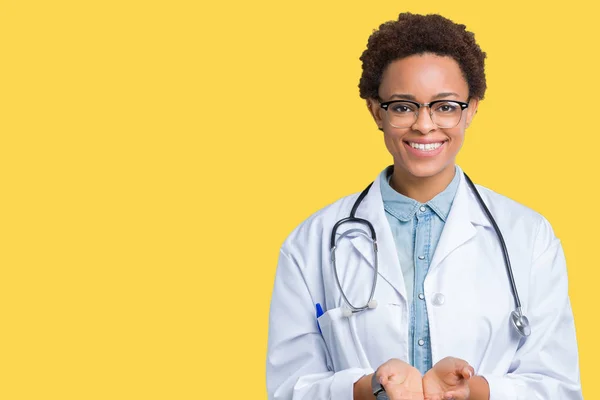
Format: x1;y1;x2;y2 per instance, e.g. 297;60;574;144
341;300;377;318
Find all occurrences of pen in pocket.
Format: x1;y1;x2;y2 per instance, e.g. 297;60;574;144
315;303;324;334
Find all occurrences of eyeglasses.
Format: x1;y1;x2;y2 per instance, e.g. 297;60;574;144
379;99;469;129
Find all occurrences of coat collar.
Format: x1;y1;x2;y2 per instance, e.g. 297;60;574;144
344;166;491;300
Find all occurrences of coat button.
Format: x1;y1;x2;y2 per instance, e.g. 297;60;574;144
418;293;425;300
418;255;425;260
419;206;426;212
418;339;425;346
432;293;445;306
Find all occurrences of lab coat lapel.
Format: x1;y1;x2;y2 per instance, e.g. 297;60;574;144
347;173;407;301
429;172;477;273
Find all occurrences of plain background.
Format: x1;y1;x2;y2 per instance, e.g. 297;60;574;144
1;1;597;398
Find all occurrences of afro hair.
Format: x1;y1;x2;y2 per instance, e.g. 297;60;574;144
358;13;487;100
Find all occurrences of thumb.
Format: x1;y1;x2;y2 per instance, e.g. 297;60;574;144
459;365;475;380
451;358;473;379
376;368;390;386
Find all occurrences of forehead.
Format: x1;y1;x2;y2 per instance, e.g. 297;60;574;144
378;53;469;100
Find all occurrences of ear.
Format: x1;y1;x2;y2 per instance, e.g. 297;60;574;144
465;97;480;128
366;98;385;131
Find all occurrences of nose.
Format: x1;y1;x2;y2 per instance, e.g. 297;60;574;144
411;107;436;135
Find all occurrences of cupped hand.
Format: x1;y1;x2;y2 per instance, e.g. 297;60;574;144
376;358;424;400
422;357;474;400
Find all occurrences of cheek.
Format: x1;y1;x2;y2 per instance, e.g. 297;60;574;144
446;124;466;140
382;131;407;151
446;129;466;151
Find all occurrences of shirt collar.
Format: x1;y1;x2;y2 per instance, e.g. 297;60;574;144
379;165;461;222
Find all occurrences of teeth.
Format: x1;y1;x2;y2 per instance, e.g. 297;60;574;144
409;142;443;151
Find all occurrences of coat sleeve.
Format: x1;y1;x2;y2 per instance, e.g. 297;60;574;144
481;216;583;399
266;247;373;400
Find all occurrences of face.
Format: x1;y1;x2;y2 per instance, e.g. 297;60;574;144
367;53;479;182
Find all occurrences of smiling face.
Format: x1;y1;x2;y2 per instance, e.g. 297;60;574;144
367;53;479;188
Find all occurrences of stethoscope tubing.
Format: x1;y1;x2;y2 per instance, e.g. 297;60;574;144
462;173;522;311
329;171;530;336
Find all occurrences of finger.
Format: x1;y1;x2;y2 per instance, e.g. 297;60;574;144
460;366;474;380
376;365;388;385
450;359;471;378
379;373;389;386
423;392;444;400
377;369;391;386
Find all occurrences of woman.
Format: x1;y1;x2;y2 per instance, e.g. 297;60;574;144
266;13;582;400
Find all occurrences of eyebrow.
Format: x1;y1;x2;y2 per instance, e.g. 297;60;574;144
388;92;460;101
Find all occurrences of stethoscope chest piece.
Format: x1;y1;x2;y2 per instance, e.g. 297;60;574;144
510;309;531;337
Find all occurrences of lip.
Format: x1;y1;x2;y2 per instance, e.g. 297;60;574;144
403;139;448;145
403;140;447;158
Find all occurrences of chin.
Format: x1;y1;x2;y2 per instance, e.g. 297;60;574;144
401;161;453;179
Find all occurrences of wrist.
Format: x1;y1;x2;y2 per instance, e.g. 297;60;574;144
353;373;375;400
371;372;386;398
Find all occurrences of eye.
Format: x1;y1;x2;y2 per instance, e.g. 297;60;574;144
433;102;459;113
392;105;409;113
389;102;417;114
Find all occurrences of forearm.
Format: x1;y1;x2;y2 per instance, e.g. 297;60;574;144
353;374;375;400
468;375;490;400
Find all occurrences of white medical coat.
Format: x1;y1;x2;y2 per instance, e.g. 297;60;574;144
266;169;582;399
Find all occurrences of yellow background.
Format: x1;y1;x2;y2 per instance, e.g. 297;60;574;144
0;1;597;398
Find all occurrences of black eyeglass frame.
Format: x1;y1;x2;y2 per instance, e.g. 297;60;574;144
379;99;470;111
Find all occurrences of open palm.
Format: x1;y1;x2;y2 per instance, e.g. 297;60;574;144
422;357;473;400
377;359;424;400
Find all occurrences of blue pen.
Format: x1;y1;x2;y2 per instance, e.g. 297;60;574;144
315;303;324;334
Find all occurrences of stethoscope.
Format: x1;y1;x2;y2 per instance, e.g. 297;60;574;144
329;171;531;338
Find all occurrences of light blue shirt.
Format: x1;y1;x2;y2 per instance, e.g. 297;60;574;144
379;165;460;374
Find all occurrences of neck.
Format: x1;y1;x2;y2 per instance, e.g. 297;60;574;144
390;164;456;203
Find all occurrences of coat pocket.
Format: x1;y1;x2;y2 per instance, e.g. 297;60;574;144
317;303;407;372
317;307;362;372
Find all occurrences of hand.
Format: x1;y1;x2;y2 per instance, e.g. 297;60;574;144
375;358;424;400
422;357;474;400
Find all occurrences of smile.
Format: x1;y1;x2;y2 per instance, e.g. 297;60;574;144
408;141;445;151
403;140;448;158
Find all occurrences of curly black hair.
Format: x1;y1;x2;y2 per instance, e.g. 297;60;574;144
358;13;487;100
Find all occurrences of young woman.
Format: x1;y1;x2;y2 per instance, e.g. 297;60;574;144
266;13;582;400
